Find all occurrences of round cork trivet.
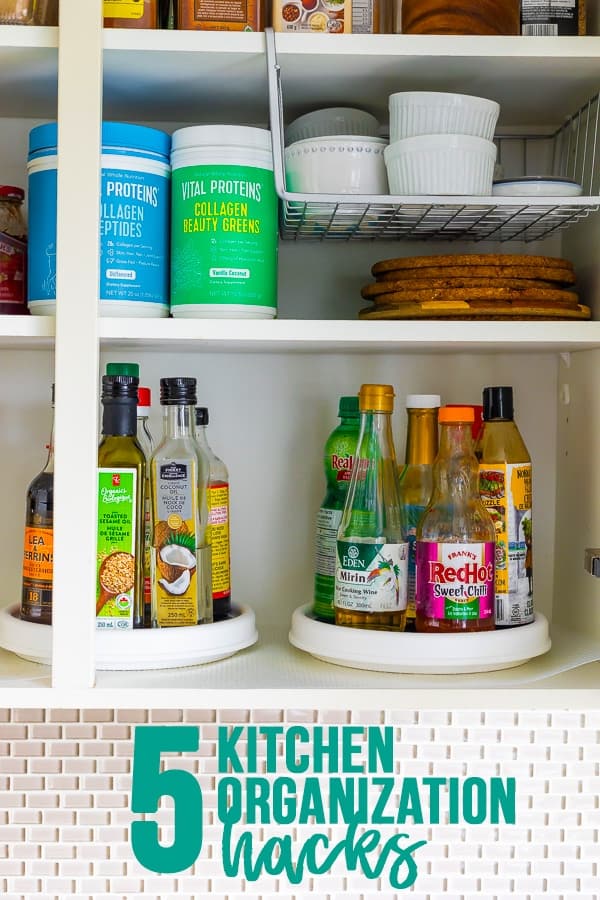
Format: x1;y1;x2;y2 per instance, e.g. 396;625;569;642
362;277;565;300
358;303;592;321
371;253;574;276
375;265;577;286
366;286;579;307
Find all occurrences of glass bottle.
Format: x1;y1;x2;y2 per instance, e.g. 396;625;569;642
416;406;496;633
0;186;27;315
104;0;165;29
20;384;54;625
137;387;154;627
150;378;212;627
399;394;440;631
477;386;533;627
335;384;408;631
195;407;231;621
313;395;360;623
97;375;146;629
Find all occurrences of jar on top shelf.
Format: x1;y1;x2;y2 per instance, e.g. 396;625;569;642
0;186;28;316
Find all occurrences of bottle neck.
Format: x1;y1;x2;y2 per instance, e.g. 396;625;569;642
195;424;210;451
432;422;478;502
44;408;55;474
102;399;137;437
162;404;196;439
405;408;438;465
358;409;396;459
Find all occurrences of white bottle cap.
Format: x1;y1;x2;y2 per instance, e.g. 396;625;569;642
405;394;441;408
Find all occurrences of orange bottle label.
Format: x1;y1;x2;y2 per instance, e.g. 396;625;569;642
22;526;53;584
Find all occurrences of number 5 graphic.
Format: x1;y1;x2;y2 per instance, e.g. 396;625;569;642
131;726;203;873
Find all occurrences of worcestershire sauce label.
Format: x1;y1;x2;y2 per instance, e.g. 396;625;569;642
335;540;408;613
152;458;199;627
21;526;53;621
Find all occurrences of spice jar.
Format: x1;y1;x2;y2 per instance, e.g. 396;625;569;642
0;0;35;23
104;0;165;28
402;0;520;35
0;187;27;316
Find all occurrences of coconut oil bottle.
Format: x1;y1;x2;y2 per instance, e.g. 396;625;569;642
150;377;212;627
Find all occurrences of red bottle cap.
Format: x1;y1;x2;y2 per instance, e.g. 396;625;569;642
137;387;151;410
0;186;24;202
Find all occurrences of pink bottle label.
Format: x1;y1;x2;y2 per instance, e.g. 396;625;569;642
416;541;495;622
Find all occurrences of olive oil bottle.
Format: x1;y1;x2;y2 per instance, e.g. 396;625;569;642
20;384;54;625
97;375;146;630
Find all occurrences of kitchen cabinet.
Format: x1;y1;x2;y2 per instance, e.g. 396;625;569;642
1;2;600;701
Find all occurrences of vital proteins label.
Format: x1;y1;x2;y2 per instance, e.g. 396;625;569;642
100;168;170;307
415;542;495;622
335;540;408;614
479;462;533;626
96;469;137;630
152;459;199;627
171;164;277;310
207;483;230;601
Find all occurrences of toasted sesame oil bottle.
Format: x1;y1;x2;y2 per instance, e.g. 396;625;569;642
334;384;408;631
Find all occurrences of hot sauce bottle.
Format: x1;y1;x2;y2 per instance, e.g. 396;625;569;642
415;406;496;633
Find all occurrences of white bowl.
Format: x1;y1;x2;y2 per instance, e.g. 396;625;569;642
285;136;389;194
492;176;583;197
285;107;380;145
389;91;500;143
385;133;497;196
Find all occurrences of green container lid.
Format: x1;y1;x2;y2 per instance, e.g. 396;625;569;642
106;362;140;378
338;395;359;418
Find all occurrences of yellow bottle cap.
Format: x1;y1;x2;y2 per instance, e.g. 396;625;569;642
359;383;395;413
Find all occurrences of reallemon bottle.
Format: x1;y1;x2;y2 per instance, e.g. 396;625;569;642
335;384;408;631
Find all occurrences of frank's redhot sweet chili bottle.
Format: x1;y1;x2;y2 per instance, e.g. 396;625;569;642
415;406;496;633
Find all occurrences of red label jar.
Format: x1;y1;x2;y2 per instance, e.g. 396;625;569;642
0;186;27;315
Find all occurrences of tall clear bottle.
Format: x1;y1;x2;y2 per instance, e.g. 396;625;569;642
399;394;440;631
477;386;533;627
137;387;154;628
416;406;495;633
20;384;54;624
334;384;408;631
195;407;231;621
150;378;212;627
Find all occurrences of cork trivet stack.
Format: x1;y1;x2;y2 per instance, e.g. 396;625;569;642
359;253;591;320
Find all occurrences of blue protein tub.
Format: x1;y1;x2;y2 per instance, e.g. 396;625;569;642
27;122;171;317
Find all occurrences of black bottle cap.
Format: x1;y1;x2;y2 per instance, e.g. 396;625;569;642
196;407;209;427
102;374;139;401
160;377;197;406
483;386;514;421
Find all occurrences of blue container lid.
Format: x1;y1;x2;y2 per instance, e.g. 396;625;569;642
29;122;171;159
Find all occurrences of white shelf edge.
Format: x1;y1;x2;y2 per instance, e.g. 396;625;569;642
0;315;55;347
98;317;600;352
103;27;264;54
0;24;58;48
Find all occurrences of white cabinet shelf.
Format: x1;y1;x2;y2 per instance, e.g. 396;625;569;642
0;316;54;348
0;25;57;118
98;317;600;353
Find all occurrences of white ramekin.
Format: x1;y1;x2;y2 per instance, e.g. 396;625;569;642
285;108;380;145
384;133;497;196
285;136;389;194
389;91;500;143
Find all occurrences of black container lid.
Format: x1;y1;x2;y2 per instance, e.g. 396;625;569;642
483;386;514;421
102;374;139;401
160;377;197;406
196;407;209;426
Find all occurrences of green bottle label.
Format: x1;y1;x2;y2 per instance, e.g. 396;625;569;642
335;540;408;614
171;164;278;311
96;469;138;629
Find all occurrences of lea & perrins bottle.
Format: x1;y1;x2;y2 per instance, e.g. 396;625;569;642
20;384;54;625
415;406;495;633
399;394;440;631
334;384;408;631
313;396;360;622
477;386;533;627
